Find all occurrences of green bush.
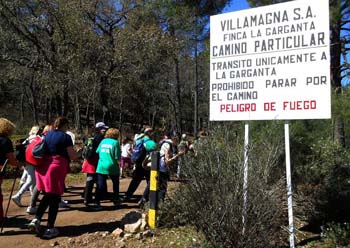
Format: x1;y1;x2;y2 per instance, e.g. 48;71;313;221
159;124;289;247
300;139;350;223
321;222;350;247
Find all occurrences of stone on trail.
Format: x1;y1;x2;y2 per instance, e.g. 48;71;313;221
124;218;142;233
112;228;124;238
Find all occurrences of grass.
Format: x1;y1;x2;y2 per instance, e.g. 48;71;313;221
1;172;86;192
124;225;210;248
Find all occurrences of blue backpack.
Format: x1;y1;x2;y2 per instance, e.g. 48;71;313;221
132;139;148;163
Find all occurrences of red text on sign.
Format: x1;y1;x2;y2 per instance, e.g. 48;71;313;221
220;103;256;113
283;100;316;110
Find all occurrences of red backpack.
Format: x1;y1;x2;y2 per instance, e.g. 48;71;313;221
25;135;44;166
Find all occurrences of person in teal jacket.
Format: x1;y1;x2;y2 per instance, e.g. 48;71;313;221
94;128;121;209
124;127;156;205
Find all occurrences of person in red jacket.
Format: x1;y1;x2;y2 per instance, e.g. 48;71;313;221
0;118;19;224
81;122;108;206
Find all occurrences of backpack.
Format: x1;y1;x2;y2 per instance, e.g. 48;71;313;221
160;140;175;157
82;137;95;159
15;142;26;162
25;135;45;166
131;139;148;163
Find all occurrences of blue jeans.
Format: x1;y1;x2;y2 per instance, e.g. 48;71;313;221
95;173;120;204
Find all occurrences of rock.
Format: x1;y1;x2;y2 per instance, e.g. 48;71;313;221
101;231;110;237
135;233;142;240
115;240;126;248
50;241;59;247
140;213;148;231
142;230;154;238
121;211;142;225
124;218;142;233
122;233;133;241
112;228;124;238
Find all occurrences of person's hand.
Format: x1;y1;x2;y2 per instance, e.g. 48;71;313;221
178;150;185;156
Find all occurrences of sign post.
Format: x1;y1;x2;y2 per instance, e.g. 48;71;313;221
242;121;249;235
284;121;295;247
210;0;331;247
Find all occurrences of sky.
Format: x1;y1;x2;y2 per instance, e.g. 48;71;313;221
222;0;250;13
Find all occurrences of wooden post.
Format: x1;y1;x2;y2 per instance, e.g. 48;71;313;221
148;152;160;229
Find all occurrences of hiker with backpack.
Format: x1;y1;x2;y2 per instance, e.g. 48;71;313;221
158;132;185;201
94;128;122;209
0;118;20;225
25;125;52;214
28;117;81;239
18;126;39;187
176;133;189;179
81;122;108;206
124;127;157;203
11;126;40;208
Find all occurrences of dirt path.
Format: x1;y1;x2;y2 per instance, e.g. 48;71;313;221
0;178;146;247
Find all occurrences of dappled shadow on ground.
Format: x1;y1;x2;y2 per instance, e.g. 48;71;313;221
58;220;123;237
296;236;321;246
1;215;29;229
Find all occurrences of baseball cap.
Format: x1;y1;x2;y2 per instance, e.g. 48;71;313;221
95;122;109;129
144;127;153;134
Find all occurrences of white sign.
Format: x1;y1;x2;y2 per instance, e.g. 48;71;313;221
210;0;331;121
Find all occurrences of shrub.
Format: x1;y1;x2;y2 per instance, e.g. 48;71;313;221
321;222;350;247
159;124;289;247
300;139;350;224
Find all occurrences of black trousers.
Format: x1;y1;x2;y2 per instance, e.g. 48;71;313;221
35;192;61;228
84;173;97;203
125;164;150;198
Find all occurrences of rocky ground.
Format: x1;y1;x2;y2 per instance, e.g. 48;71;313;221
0;177;151;247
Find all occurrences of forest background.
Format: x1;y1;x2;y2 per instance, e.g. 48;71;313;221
1;0;350;247
0;0;348;137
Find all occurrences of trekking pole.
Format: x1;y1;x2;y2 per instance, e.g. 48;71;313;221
0;159;17;234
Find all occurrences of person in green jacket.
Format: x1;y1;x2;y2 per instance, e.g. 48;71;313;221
124;127;157;205
94;128;121;209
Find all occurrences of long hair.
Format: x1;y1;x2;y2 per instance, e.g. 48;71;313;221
0;118;16;136
53;116;69;130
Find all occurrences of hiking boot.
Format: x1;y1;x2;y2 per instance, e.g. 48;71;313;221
91;203;103;211
123;195;131;202
28;218;41;233
11;195;22;207
26;206;37;215
42;227;59;239
113;198;123;206
59;200;69;208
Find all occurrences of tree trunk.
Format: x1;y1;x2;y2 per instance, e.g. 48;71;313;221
74;93;81;131
194;40;199;136
29;78;39;125
62;81;69;117
174;56;182;134
20;86;24;124
330;17;345;147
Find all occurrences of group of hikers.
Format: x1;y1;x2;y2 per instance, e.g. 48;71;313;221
0;116;199;239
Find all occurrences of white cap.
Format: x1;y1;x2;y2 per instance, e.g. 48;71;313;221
95;122;109;129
